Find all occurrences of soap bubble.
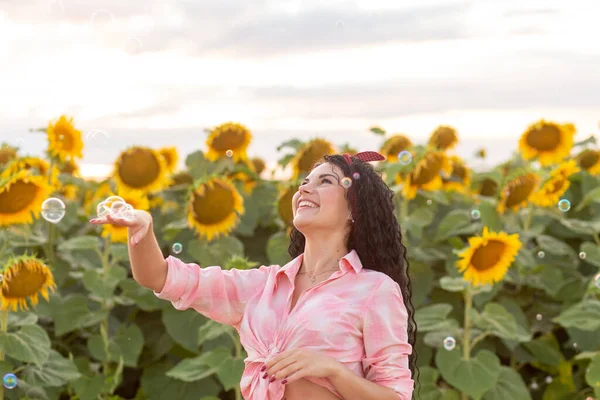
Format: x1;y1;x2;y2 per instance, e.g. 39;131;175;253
398;151;412;165
536;313;543;321
172;243;183;254
226;150;233;158
537;251;545;258
336;20;344;29
545;376;552;384
3;373;17;389
85;129;110;144
471;209;481;220
352;172;360;180
530;381;539;390
595;273;600;288
341;177;352;188
124;36;143;54
426;199;432;205
41;198;66;224
47;0;64;16
443;336;456;351
579;252;586;259
558;199;571;212
90;9;115;30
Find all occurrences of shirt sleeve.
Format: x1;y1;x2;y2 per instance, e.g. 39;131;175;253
361;276;414;400
154;256;274;327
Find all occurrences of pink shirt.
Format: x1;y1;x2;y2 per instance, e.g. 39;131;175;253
154;249;414;400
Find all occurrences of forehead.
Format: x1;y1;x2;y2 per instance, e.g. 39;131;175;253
306;162;344;178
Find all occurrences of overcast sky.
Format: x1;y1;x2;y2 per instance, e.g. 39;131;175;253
1;0;599;177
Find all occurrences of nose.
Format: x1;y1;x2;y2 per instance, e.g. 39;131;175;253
298;183;313;194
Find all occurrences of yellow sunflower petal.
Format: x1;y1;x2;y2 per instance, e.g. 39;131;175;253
0;170;52;227
46;115;84;162
158;146;179;174
291;138;336;179
400;151;447;200
497;172;540;214
379;134;413;162
205;122;252;162
518;120;576;166
0;255;56;312
101;189;150;243
113;146;170;193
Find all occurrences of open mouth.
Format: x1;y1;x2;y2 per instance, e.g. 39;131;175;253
297;200;319;210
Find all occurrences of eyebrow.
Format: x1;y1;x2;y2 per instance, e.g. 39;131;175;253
302;173;339;183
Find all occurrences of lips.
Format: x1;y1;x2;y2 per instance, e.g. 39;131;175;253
297;199;319;209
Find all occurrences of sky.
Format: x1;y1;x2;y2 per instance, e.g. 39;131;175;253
1;0;599;178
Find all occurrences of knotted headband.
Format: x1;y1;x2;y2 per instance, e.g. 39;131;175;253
342;151;385;223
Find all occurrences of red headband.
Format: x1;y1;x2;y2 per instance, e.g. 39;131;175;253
342;151;385;223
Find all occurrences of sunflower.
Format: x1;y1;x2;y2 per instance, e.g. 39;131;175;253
291;138;336;179
0;157;50;180
0;145;17;166
428;126;459;151
113;146;169;193
250;157;267;176
205;122;252;162
277;185;296;226
187;178;244;241
169;171;194;187
456;226;522;286
497;172;540;214
575;149;600;175
83;180;113;215
398;151;450;200
379;134;413;162
0;254;56;311
0;170;52;227
518;120;576;166
476;178;499;197
46;115;84;162
158;146;179;174
530;160;580;208
230;160;258;194
101;190;150;243
56;183;79;202
60;158;80;176
475;148;486;159
442;156;471;193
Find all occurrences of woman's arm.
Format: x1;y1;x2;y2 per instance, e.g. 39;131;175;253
329;363;400;400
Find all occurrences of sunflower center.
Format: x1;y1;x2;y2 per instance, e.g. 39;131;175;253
470;240;506;271
479;179;498;196
211;128;248;151
384;136;411;155
412;154;443;185
577;150;599;170
54;126;75;150
504;175;537;208
2;264;47;298
452;163;467;180
0;181;39;214
117;148;161;188
525;125;561;151
547;178;566;194
191;182;236;224
0;148;17;165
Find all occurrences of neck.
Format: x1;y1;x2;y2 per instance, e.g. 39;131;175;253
302;231;348;275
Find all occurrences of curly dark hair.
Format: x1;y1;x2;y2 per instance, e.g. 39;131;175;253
288;154;419;389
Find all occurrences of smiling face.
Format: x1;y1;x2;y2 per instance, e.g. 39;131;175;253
292;162;352;233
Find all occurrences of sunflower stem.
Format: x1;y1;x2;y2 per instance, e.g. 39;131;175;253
522;207;533;232
460;286;473;400
593;233;600;246
400;197;409;240
101;237;112;377
0;308;8;400
226;329;243;400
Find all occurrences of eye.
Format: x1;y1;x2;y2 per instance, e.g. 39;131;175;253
321;178;332;184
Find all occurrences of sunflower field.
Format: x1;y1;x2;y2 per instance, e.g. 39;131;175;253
0;116;599;400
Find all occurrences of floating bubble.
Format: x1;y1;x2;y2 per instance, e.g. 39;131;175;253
124;37;143;55
47;0;64;16
573;342;578;349
536;313;543;321
90;9;115;30
341;177;352;189
530;381;539;390
352;172;360;180
398;151;412;165
537;251;545;258
545;376;552;384
172;243;183;254
426;199;432;205
471;209;481;220
595;273;600;288
85;129;110;144
336;20;344;29
443;336;456;351
226;150;233;158
579;252;586;259
558;199;571;212
3;373;17;389
41;198;66;224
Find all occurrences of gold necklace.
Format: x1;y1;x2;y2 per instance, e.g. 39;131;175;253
297;263;340;285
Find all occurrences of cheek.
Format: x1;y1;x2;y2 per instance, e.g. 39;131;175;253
291;192;300;212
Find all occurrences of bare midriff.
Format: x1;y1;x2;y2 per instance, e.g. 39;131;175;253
282;378;341;400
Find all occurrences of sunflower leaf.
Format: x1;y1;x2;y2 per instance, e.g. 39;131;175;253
51;294;109;336
21;349;81;387
0;324;51;367
215;356;245;391
536;235;577;260
574;185;600;212
473;303;531;342
434;209;472;241
266;231;292;266
57;235;101;251
415;303;456;332
580;242;600;268
585;355;600;399
439;277;469;292
166;346;230;382
552;300;600;331
476;199;503;232
482;366;532;400
141;360;221;400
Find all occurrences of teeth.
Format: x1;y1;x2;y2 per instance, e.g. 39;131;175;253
299;201;318;208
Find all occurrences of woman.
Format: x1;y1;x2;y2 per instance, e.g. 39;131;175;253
90;151;417;400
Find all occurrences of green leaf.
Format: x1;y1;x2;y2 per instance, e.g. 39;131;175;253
586;355;600;398
434;210;473;241
409;261;435;307
71;374;106;400
198;320;235;345
277;153;295;169
482;366;532;400
7;311;38;327
436;348;502;400
51;294;109;336
408;206;435;228
0;324;51;367
276;138;304;152
473;303;531;342
439;277;468;292
82;265;127;299
166;347;230;382
415;304;456;332
162;307;208;352
552;300;600;331
559;219;600;236
22;349;81;387
266;231;291;266
141;360;221;400
87;323;144;367
523;338;564;367
216;356;245;391
186;235;244;267
477;199;503;232
119;278;164;311
580;242;600;268
574;185;600;211
536;235;577;259
57;235;101;251
369;126;386;135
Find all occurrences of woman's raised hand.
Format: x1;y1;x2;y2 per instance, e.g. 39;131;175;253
89;209;153;246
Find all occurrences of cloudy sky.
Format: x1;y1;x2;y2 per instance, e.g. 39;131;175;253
1;0;599;177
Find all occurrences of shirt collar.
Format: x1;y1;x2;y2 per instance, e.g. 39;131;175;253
275;249;363;283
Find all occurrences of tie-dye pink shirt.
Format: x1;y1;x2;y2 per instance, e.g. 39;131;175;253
154;249;414;400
